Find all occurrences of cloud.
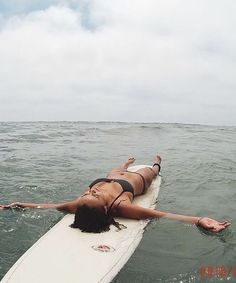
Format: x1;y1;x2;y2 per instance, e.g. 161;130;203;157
0;0;236;125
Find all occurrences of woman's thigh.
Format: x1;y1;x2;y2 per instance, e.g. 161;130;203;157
135;167;155;191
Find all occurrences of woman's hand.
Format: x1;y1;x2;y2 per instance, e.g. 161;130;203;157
0;202;26;209
197;217;231;233
0;205;8;209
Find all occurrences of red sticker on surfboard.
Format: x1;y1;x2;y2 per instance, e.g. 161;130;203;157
92;245;115;253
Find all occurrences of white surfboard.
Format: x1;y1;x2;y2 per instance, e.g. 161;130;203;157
1;165;161;283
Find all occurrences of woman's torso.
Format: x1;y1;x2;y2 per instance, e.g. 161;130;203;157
89;170;147;211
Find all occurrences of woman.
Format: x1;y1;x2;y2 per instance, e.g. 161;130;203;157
0;155;230;233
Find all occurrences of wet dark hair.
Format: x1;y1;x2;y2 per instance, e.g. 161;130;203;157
70;205;126;233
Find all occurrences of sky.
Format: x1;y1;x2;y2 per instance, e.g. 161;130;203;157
0;0;235;126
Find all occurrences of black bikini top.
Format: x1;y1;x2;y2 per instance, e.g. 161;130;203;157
88;178;135;213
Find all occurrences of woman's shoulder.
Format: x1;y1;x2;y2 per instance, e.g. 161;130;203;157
109;197;132;217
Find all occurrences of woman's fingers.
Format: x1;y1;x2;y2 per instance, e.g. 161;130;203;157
0;205;10;209
213;222;231;232
223;222;231;228
0;203;24;209
220;221;231;226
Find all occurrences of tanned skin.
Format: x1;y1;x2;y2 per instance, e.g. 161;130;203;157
0;155;230;233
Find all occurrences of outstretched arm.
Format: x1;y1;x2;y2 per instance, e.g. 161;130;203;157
0;200;79;213
117;204;231;233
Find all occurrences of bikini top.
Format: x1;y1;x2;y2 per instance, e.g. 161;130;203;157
88;178;135;213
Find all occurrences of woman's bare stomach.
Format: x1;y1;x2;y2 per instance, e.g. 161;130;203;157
107;171;145;196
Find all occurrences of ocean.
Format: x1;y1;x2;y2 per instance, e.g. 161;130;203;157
0;122;235;282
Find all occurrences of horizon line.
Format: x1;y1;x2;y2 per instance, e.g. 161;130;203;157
0;120;235;128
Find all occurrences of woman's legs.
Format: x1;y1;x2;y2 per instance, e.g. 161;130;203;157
134;155;161;193
107;157;136;176
107;155;161;194
121;157;136;170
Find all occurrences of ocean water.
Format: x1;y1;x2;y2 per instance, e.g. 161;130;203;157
0;121;236;282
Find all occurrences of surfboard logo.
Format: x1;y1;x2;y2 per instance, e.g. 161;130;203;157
92;245;115;253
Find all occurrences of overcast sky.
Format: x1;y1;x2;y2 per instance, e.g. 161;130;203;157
0;0;235;125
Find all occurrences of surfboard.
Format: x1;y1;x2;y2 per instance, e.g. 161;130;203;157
1;165;161;283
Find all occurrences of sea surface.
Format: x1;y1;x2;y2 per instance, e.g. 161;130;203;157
0;122;236;282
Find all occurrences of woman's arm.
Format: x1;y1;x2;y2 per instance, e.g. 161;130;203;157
117;204;231;233
0;200;79;213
